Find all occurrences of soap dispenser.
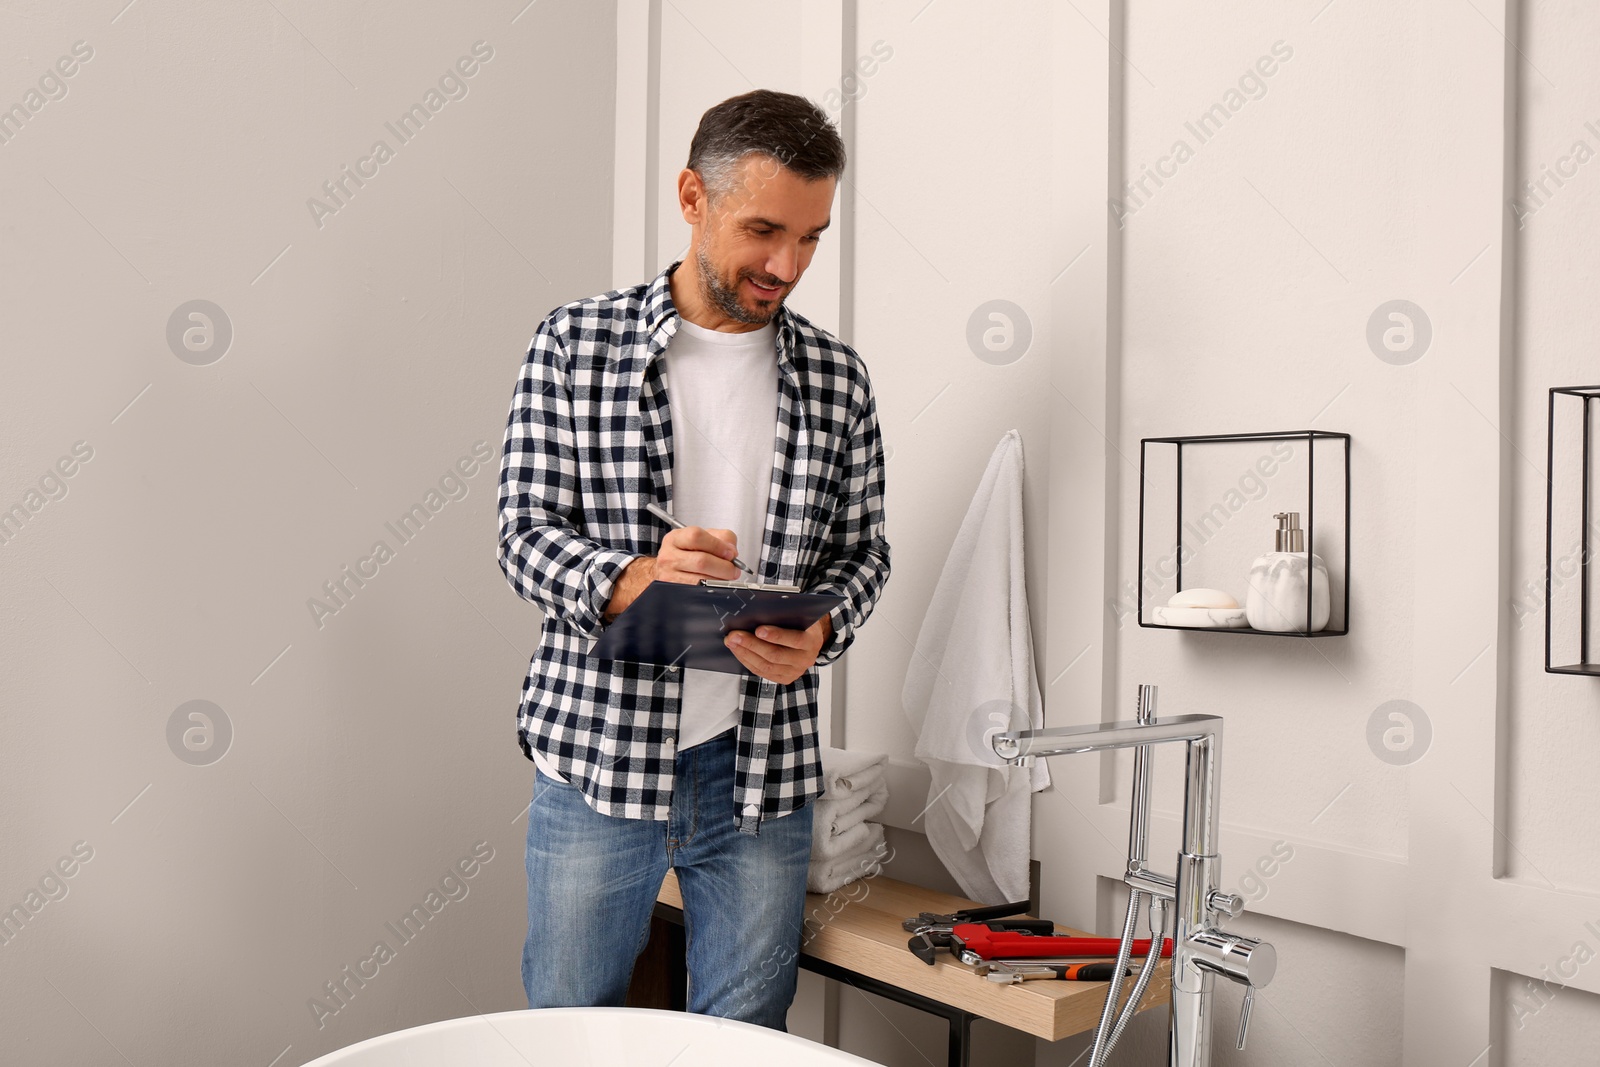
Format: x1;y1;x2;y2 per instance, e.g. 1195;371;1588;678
1244;511;1330;632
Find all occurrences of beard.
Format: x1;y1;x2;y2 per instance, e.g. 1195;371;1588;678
694;243;786;325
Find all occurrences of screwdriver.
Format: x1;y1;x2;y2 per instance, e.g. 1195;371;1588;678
983;962;1136;984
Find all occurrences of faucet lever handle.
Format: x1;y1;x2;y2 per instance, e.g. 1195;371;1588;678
1236;984;1255;1050
1208;890;1245;919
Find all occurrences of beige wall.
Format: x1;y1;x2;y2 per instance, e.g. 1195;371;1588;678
1;2;615;1064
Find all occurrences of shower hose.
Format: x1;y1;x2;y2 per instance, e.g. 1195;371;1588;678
1087;889;1168;1066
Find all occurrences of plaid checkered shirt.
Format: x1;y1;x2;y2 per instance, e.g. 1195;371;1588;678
497;259;891;835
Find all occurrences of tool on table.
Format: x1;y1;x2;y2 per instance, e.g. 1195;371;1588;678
908;919;1059;965
976;961;1136;985
950;923;1174;967
902;901;1055;965
901;900;1035;931
645;502;758;579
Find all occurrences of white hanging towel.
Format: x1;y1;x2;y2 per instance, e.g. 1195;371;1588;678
902;429;1050;903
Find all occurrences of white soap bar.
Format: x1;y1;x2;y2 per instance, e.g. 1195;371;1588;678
1152;605;1250;629
1167;587;1239;609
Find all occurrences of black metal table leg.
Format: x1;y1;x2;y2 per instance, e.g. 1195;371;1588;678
799;954;978;1067
947;1008;973;1067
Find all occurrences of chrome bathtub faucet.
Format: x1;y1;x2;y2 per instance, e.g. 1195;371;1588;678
992;684;1277;1067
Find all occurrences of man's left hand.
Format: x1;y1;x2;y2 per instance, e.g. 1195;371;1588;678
724;613;834;685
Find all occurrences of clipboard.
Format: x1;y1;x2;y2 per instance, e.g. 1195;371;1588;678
592;579;845;675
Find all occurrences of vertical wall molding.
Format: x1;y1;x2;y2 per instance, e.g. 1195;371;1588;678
1038;0;1118;935
612;0;660;289
1492;0;1523;886
823;0;857;748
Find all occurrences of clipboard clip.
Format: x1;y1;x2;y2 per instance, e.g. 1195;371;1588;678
698;578;804;593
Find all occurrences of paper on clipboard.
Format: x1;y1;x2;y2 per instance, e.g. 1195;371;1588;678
592;579;844;675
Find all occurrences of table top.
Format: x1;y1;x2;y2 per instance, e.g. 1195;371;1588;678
657;870;1170;1042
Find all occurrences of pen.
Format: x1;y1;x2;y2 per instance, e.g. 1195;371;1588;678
644;502;758;579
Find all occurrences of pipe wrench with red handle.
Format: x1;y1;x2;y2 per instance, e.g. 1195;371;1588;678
950;923;1174;966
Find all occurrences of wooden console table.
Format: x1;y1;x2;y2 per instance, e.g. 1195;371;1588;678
650;870;1169;1066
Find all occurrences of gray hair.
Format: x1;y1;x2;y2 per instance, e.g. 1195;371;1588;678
686;89;846;207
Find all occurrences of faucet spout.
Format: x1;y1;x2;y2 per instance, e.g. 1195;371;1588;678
991;713;1222;762
994;714;1224;859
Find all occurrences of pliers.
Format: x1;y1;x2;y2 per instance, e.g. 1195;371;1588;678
902;900;1056;965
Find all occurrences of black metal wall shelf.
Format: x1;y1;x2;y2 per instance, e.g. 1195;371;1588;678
1545;387;1600;674
1137;429;1351;637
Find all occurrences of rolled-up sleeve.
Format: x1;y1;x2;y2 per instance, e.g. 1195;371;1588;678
809;384;891;666
497;318;635;639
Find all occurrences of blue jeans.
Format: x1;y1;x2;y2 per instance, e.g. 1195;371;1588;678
522;727;814;1031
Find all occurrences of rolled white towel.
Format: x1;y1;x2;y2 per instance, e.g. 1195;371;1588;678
811;817;880;864
819;746;888;797
814;778;889;840
806;827;890;895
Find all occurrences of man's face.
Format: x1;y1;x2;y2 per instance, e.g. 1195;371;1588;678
689;154;835;325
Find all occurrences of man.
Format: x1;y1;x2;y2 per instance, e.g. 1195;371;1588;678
497;89;890;1031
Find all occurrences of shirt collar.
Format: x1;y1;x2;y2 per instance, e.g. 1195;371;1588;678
645;258;797;361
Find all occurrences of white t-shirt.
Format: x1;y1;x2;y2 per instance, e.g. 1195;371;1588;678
532;316;779;784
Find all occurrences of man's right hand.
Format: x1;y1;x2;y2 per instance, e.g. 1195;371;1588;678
653;526;742;585
602;527;741;620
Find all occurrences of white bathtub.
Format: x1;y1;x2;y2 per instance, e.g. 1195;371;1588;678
302;1006;884;1066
